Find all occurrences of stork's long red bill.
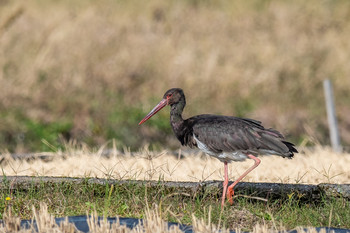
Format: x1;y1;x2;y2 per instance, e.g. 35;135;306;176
139;99;168;125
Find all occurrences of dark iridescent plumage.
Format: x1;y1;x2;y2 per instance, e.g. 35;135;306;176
164;88;297;161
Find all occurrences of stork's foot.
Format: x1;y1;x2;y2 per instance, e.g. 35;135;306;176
227;187;235;205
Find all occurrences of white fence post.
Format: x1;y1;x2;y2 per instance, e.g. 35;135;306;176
323;79;342;152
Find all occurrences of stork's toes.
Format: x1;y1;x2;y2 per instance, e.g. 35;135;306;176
227;188;235;205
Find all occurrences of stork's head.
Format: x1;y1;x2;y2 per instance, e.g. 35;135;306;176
138;88;184;125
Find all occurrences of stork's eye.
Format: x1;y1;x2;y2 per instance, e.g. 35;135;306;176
167;94;173;98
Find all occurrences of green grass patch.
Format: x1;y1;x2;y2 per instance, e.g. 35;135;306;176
0;179;349;231
0;110;73;152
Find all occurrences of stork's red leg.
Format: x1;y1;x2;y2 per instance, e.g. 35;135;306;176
221;161;229;208
227;154;261;205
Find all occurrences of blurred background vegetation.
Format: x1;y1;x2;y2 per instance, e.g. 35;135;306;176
0;0;350;153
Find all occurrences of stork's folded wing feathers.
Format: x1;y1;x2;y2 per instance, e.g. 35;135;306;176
185;115;296;157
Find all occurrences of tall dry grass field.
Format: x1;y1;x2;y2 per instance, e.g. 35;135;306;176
1;146;349;184
1;0;350;152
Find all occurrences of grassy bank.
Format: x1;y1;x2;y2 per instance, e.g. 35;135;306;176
1;147;349;231
1;178;349;231
1;0;350;152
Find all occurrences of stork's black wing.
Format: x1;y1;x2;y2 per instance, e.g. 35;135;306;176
183;114;297;157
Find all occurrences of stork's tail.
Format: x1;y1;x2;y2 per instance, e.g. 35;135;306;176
282;141;298;158
262;128;298;158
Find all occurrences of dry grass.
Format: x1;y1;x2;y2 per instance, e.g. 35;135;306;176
1;146;349;184
1;0;350;152
0;202;336;233
0;202;187;233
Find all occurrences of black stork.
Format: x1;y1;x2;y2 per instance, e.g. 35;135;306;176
139;88;298;208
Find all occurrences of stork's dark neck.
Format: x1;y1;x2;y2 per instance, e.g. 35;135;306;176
170;97;185;133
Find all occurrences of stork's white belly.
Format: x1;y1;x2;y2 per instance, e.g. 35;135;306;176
193;135;249;162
